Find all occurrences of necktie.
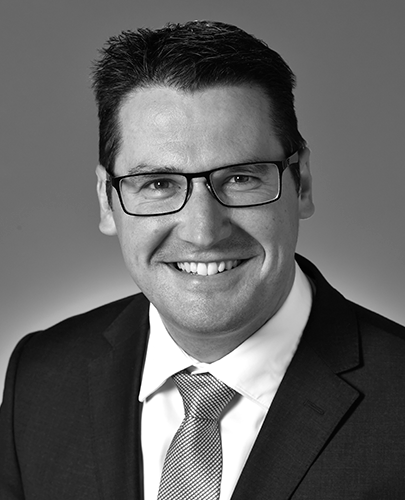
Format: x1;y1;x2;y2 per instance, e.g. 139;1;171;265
157;370;236;500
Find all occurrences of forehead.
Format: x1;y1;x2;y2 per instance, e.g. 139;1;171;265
115;84;284;173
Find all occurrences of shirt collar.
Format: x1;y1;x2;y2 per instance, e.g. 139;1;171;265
139;262;312;408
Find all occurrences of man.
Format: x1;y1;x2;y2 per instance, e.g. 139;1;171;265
1;20;404;500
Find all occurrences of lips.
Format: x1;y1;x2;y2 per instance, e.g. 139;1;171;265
176;260;242;276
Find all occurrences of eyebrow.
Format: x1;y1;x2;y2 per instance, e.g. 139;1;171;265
125;157;273;176
126;164;183;175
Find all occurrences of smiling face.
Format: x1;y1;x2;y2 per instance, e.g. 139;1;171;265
96;84;314;361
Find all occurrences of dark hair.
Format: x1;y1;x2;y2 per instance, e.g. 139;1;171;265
92;20;305;186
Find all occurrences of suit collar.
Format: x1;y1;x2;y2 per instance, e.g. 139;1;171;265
296;254;360;373
87;293;149;499
232;255;361;499
101;293;150;349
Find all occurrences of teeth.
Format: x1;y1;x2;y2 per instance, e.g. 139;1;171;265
197;263;208;276
207;262;218;276
225;261;233;271
176;260;241;276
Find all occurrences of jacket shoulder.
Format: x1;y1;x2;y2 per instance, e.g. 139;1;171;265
350;302;405;369
11;293;149;375
352;301;405;340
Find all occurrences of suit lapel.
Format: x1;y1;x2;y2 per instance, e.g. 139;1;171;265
231;342;360;499
87;294;149;500
232;256;362;500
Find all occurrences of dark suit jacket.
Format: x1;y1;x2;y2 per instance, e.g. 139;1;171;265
1;255;405;499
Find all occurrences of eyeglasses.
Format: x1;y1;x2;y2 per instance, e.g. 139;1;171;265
108;151;299;216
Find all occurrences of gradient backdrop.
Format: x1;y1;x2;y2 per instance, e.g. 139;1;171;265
1;0;404;392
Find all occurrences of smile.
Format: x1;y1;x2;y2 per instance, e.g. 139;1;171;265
175;260;242;276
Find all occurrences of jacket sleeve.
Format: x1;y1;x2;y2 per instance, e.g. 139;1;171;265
0;334;36;499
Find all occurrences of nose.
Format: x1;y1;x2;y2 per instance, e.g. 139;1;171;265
175;178;232;248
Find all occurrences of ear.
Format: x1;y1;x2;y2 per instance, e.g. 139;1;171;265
297;147;315;220
95;165;118;235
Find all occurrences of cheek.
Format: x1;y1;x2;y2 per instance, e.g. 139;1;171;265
251;204;300;274
112;215;143;266
114;216;169;268
249;203;299;244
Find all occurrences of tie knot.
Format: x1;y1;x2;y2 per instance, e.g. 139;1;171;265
172;370;235;421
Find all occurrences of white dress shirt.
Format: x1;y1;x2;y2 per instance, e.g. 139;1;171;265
139;262;312;500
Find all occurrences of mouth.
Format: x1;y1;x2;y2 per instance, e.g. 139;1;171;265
174;259;243;276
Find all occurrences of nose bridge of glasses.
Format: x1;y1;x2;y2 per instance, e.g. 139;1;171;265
185;170;216;203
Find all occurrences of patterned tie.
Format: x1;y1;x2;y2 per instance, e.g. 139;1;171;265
157;370;236;500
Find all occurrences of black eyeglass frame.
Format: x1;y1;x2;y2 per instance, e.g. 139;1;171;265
108;151;300;217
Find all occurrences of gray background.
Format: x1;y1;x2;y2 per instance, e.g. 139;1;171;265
1;0;404;392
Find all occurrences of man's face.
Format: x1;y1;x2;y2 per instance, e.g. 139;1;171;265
96;85;314;358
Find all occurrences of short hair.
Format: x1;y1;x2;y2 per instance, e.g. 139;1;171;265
92;20;305;186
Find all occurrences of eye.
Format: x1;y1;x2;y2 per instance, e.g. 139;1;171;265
144;179;174;190
131;174;186;200
228;174;254;184
222;172;262;191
